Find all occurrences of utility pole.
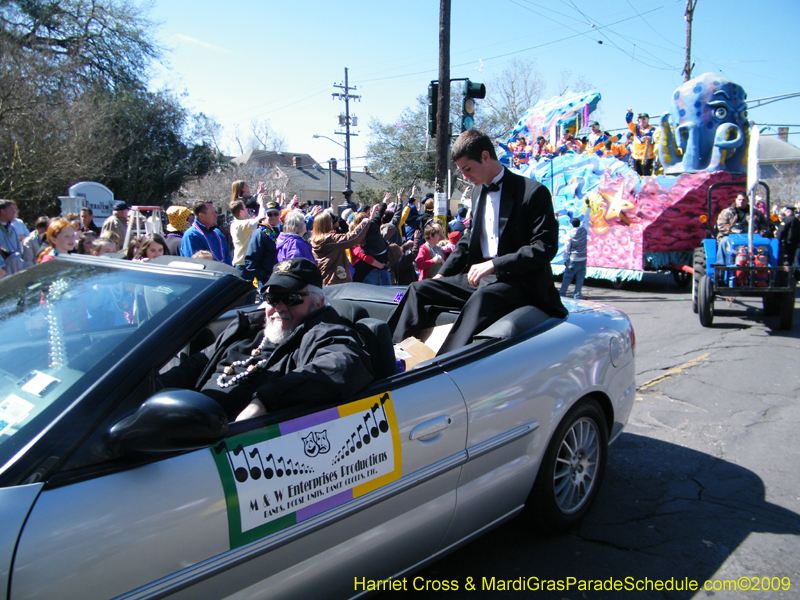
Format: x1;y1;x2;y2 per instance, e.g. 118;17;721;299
332;68;360;193
682;0;698;82
435;0;451;193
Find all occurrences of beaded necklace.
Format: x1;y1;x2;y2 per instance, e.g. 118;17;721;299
216;334;272;388
192;222;224;262
46;279;69;368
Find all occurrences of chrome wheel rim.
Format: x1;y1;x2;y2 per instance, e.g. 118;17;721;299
553;417;600;514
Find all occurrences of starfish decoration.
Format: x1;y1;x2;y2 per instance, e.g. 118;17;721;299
600;184;635;226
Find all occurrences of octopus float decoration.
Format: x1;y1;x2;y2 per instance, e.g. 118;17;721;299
658;73;750;174
496;74;751;281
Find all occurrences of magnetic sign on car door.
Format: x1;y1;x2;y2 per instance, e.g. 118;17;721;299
212;391;402;549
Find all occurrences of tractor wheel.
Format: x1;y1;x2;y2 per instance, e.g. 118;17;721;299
698;275;715;327
692;247;705;314
779;291;795;331
763;294;780;317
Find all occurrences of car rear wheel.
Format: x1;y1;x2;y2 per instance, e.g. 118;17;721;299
698;275;715;327
524;398;608;533
672;268;690;288
779;290;795;330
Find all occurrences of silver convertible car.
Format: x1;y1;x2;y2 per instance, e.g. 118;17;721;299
0;256;635;600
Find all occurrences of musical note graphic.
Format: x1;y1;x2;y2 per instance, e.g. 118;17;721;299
250;448;275;480
365;409;380;439
287;458;299;476
349;433;357;453
214;441;250;483
362;415;373;444
276;456;286;477
356;424;365;448
377;394;390;433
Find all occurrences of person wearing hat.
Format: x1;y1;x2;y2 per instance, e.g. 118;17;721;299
586;121;620;155
158;257;373;422
244;200;282;286
625;109;656;176
101;200;129;250
164;205;193;255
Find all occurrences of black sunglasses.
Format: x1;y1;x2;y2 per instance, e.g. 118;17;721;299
266;291;309;307
266;211;280;217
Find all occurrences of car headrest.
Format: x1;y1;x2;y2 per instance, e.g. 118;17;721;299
328;298;369;327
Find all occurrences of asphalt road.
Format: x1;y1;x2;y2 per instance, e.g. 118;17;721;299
379;274;800;600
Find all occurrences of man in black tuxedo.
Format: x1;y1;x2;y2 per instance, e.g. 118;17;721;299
389;129;567;355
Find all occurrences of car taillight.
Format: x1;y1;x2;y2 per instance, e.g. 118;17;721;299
630;326;636;356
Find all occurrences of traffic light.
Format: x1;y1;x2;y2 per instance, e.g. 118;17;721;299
427;81;438;137
461;79;486;132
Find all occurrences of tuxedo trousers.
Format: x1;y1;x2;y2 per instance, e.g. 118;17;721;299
388;273;527;355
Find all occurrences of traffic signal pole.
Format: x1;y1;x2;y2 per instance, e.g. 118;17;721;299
435;0;451;194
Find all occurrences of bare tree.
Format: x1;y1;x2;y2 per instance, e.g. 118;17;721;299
556;69;594;96
176;163;294;214
765;164;800;208
248;119;288;152
479;57;546;139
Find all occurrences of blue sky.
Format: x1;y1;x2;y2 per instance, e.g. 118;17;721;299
149;0;800;168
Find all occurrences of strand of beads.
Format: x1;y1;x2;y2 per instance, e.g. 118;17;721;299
216;335;271;388
46;279;69;368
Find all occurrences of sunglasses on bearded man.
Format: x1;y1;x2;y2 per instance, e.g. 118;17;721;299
266;291;309;307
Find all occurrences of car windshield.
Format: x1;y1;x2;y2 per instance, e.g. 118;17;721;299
0;259;208;461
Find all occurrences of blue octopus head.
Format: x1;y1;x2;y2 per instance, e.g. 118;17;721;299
668;73;749;172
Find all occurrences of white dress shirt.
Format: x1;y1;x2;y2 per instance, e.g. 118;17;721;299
480;168;504;260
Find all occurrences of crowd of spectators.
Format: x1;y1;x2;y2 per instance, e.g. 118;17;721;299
3;140;798;288
495;110;668;174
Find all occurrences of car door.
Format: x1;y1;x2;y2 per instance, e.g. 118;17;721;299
439;322;579;547
10;370;467;600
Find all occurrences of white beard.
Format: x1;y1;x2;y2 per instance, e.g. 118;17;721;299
265;314;294;345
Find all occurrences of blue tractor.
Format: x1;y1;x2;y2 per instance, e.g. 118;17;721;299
692;181;795;330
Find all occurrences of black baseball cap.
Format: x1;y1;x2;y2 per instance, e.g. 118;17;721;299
266;257;323;291
113;200;129;211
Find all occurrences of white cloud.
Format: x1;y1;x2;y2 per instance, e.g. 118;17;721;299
173;34;236;55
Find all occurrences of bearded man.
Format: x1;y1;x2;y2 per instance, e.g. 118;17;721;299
159;258;373;421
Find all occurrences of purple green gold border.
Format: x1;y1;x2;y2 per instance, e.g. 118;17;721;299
212;393;402;550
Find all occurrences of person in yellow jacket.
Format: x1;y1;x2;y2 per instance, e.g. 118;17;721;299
626;109;656;176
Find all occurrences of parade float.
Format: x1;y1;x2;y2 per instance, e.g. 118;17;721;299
498;73;755;286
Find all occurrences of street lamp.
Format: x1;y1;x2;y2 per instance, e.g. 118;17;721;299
313;134;351;196
312;134;345;149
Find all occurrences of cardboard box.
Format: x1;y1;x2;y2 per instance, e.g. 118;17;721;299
395;337;436;370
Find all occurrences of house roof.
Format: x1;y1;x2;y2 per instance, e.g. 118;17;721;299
272;165;390;197
231;149;321;169
759;135;800;164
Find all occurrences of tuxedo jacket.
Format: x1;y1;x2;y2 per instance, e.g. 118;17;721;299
439;168;567;318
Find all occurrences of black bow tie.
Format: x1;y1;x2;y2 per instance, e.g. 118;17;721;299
485;179;503;193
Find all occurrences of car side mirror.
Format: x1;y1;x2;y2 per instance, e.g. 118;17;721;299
108;389;228;454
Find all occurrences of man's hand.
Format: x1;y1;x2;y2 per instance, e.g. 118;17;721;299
432;273;444;279
397;187;405;203
411;184;417;198
382;192;392;203
370;204;381;219
467;259;495;287
236;398;266;421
